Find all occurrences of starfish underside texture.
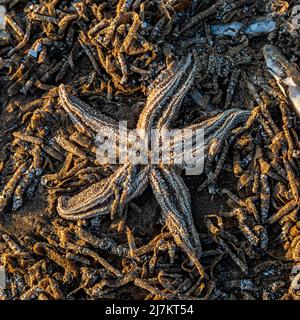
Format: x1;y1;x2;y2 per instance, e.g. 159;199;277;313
57;54;250;276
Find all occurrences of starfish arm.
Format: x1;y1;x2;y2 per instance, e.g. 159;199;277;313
210;109;250;142
157;58;197;130
57;180;113;216
160;109;235;165
149;167;204;277
59;84;119;136
57;162;149;221
160;167;201;249
137;54;195;134
58;202;112;220
185;108;244;133
57;164;130;218
168;109;250;166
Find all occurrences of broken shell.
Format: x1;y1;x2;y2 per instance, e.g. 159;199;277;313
211;22;243;37
211;18;276;37
263;44;300;118
244;19;276;35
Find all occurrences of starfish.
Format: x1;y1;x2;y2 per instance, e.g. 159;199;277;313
56;54;250;276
